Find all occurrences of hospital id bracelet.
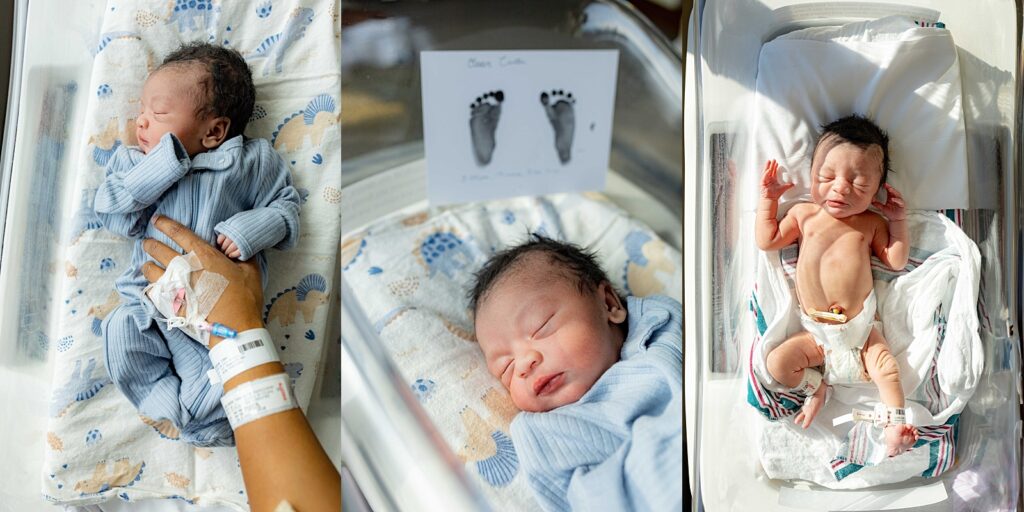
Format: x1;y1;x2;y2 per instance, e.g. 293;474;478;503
220;372;297;430
848;404;908;428
207;328;280;385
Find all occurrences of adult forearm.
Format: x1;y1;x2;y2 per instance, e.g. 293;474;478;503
210;322;340;512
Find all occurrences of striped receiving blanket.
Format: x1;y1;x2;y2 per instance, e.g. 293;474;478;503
746;210;981;487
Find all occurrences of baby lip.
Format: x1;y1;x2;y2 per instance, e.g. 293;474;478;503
533;372;565;396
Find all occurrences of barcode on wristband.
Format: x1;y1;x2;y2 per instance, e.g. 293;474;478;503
238;339;264;353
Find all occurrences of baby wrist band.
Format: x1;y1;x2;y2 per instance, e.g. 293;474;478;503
220;372;297;430
791;367;823;397
207;328;279;385
833;404;909;428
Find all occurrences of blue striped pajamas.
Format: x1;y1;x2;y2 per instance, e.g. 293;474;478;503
510;295;684;511
94;132;300;446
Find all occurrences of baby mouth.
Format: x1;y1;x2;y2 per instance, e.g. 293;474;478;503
534;372;565;396
826;199;847;208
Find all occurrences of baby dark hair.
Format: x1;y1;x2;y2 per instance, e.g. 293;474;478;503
469;233;621;317
157;42;255;139
815;114;891;184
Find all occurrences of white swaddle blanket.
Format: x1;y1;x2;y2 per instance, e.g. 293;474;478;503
747;211;981;487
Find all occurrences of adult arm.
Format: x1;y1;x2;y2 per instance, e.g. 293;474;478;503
93;133;191;237
141;215;339;512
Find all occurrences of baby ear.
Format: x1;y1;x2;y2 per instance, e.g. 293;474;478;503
201;117;231;149
600;282;627;324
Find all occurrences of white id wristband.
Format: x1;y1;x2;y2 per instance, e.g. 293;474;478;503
220;372;297;430
207;328;279;385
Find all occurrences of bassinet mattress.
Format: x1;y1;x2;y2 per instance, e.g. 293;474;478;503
43;0;340;508
341;193;682;510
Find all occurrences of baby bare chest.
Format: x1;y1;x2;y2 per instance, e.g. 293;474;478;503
796;220;874;277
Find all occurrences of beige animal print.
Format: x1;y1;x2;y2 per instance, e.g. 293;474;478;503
266;289;328;327
401;212;429;226
443;318;475;342
387;277;419;298
74;458;144;494
322;185;341;204
456;387;519;462
89;117;137;151
47;432;64;451
273;110;339;153
88;291;120;321
627;238;676;297
140;414;181;440
164;472;190;489
65;261;78;278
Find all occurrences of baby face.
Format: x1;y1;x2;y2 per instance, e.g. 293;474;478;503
474;258;626;413
810;141;884;219
136;67;209;156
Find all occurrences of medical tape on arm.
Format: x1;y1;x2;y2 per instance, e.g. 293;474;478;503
207;328;280;385
220;372;297;430
144;252;229;345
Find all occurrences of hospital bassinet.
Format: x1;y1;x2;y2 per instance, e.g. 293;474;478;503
340;0;683;509
0;1;341;510
687;1;1021;510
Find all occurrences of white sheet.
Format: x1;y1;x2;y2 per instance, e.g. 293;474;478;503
747;16;969;210
43;0;340;508
747;211;981;487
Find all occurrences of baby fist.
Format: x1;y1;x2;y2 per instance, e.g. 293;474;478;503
884;424;918;457
872;184;907;222
761;159;794;200
217;233;241;260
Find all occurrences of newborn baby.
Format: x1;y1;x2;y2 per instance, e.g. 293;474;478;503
471;234;682;511
94;42;300;446
756;114;917;457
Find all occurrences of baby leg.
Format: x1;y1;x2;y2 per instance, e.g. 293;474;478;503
103;305;232;446
862;327;918;455
766;332;827;428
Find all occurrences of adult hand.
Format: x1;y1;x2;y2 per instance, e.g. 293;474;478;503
761;159;794;200
140;214;264;344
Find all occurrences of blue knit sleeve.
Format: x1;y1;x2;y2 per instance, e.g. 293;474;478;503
213;141;300;260
92;133;190;238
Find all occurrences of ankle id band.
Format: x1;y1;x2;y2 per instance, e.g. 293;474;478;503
220;372;297;430
207;328;279;385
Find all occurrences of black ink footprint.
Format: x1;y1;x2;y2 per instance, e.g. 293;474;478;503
469;90;504;166
540;89;575;164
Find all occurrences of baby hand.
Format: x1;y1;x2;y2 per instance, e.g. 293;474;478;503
871;184;907;222
760;159;794;200
217;234;241;259
884;423;918;457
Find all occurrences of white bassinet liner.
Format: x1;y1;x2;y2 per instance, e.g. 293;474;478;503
740;14;987;490
747;15;969;210
341;193;682;511
747;211;981;487
43;0;340;508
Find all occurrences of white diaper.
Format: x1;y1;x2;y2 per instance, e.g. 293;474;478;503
799;291;880;385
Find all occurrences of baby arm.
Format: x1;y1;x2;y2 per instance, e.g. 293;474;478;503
213;143;300;261
755;160;800;250
871;183;909;270
93;133;191;238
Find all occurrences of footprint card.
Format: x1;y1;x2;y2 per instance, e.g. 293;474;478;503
421;50;619;205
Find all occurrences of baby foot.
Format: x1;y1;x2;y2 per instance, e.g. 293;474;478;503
540;89;575;164
793;383;828;428
469;91;504;166
885;424;918;457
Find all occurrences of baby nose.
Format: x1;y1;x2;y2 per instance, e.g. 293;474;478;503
517;352;540;378
136;115;148;129
834;179;852;194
